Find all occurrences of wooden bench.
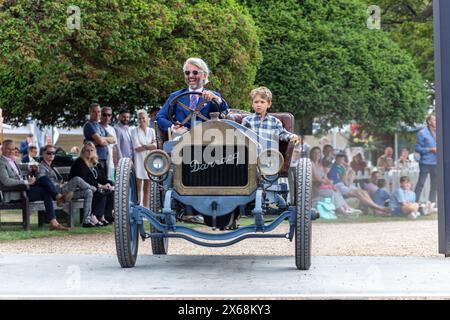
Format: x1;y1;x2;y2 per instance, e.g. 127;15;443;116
0;165;86;230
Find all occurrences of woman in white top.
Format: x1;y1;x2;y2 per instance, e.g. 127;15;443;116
131;109;156;208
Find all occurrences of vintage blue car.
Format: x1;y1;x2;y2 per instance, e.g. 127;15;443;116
113;91;316;269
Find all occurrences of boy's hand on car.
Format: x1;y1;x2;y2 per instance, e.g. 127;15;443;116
290;134;300;145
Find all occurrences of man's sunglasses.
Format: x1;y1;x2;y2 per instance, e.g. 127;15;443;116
184;70;203;76
46;152;56;155
102;113;112;117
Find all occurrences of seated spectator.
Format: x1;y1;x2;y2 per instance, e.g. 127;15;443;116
389;176;420;219
362;170;381;197
69;142;114;227
396;148;412;168
377;146;394;173
321;144;335;168
19;133;34;158
310;147;361;216
38;144;97;228
0;140;71;230
22;145;38;164
328;153;390;213
372;179;391;215
350;152;367;175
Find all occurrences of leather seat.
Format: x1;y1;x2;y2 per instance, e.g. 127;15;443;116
226;112;295;176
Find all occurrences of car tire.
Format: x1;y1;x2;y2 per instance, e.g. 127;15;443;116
114;158;139;268
295;158;312;270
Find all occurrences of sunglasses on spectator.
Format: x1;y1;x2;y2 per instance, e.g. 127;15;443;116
184;70;203;76
102;113;112;117
46;152;56;155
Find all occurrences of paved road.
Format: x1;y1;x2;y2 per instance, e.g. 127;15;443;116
0;254;449;298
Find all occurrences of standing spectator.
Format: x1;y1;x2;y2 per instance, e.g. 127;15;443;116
415;113;437;205
149;107;160;130
396;148;412;168
22;145;38;164
131;110;156;208
321;144;335;168
38;144;96;227
390;176;420;219
19;133;34;158
376;147;394;173
69;142;114;226
83;103;116;179
114;108;134;161
100;106;118;182
350;152;367;175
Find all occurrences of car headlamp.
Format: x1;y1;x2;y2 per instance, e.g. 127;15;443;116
257;149;284;176
144;150;170;177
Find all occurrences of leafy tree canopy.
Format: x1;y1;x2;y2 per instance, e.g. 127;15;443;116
363;0;434;85
242;0;429;133
0;0;261;127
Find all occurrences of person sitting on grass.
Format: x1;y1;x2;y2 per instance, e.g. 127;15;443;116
372;178;391;216
327;153;391;214
389;176;420;219
310;146;361;217
361;170;381;198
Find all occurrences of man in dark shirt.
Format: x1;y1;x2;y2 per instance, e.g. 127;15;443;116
83;103;116;178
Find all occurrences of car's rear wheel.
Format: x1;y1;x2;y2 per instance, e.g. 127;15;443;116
294;158;312;270
150;180;168;254
114;158;139;268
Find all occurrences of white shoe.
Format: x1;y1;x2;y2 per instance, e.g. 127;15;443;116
408;212;419;219
345;208;362;217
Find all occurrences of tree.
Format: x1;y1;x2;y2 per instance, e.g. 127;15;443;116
0;0;261;127
242;0;429;133
364;0;434;85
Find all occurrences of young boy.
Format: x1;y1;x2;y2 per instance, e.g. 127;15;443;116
242;87;300;146
389;176;420;219
242;87;299;211
372;179;391;215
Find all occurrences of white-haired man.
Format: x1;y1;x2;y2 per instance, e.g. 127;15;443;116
157;57;229;134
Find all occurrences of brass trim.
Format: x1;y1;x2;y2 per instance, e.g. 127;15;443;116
172;120;258;195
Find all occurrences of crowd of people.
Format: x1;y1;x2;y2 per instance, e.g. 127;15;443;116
0;104;161;230
310;113;437;219
0;56;439;229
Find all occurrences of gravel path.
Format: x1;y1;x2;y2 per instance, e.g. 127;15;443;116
0;219;439;257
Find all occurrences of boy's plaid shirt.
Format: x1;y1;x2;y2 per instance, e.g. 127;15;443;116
241;113;294;146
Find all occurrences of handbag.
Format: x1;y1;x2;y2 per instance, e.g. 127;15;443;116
316;197;337;220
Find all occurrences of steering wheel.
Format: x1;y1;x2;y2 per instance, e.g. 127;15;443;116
167;91;224;127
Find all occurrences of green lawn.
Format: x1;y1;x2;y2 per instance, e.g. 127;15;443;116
0;210;114;241
0;210;437;242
